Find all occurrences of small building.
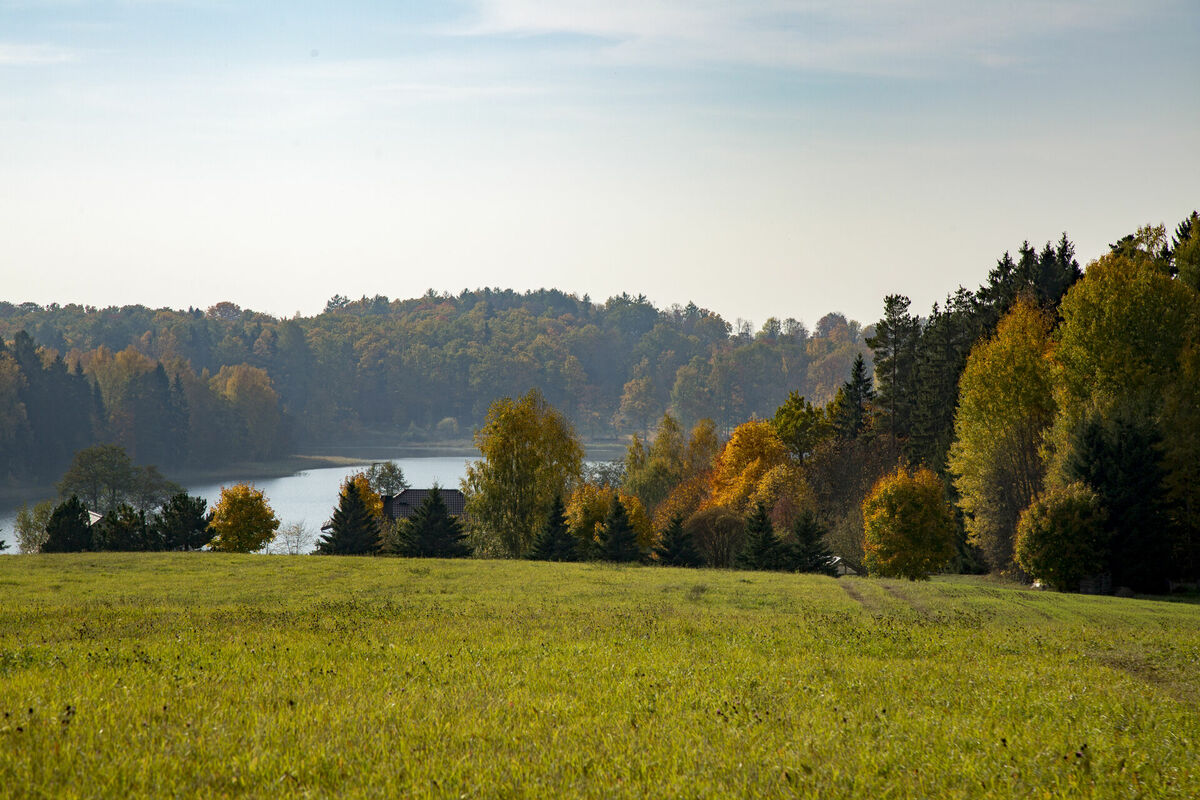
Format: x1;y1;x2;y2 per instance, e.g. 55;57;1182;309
829;556;858;577
384;488;467;522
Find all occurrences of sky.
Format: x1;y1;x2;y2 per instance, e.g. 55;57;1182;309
2;1;1198;328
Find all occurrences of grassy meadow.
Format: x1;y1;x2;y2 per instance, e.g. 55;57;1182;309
0;555;1197;798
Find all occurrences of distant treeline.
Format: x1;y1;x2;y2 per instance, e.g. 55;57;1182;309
0;289;869;482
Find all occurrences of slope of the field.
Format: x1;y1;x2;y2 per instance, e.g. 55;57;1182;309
1;555;1197;798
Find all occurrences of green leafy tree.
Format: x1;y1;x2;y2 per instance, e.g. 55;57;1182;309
1014;483;1108;591
862;467;956;580
41;496;94;553
773;391;831;463
528;495;577;562
391;487;471;558
154;493;212;551
464;389;584;557
654;513;701;567
784;510;837;576
601;494;642;563
365;462;409;496
57;444;136;514
15;500;54;553
209;484;279;553
317;479;381;555
948;298;1056;575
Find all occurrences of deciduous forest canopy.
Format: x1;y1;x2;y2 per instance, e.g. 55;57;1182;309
0;289;869;481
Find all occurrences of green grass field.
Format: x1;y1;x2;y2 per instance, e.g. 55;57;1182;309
1;555;1197;798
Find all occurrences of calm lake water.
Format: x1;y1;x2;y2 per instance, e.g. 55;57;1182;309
0;456;474;554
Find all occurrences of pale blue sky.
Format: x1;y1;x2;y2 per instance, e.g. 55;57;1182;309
2;1;1197;326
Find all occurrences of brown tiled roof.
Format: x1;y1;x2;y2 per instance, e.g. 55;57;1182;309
386;488;467;519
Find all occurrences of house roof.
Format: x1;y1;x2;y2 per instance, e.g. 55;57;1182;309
386;488;467;519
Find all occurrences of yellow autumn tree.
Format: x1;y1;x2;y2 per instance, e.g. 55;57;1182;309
566;483;653;550
210;364;283;460
209;484;280;553
705;419;790;514
863;467;956;581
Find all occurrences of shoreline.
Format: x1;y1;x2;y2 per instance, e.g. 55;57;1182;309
0;440;628;513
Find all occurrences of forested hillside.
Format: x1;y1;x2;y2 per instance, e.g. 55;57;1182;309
0;290;868;482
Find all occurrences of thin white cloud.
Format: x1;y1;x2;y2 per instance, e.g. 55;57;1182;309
0;42;79;66
456;0;1159;75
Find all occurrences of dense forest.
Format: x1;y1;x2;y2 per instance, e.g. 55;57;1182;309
0;289;868;483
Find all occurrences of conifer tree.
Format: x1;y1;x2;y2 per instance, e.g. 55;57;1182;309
601;494;641;562
866;294;921;440
784;509;837;575
528;494;576;562
93;504;159;551
41;496;93;552
831;353;875;441
736;501;779;570
394;487;471;558
155;492;212;550
654;512;701;567
317;479;379;555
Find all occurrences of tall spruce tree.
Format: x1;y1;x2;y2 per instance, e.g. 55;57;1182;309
866;294;921;440
317;480;380;555
831;353;875;441
655;512;701;567
736;501;779;571
601;494;641;562
394;487;471;558
528;494;576;562
784;510;837;575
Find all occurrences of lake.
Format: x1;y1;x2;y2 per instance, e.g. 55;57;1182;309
0;456;474;554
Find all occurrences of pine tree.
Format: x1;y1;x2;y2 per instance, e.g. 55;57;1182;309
41;496;93;553
395;487;471;558
317;480;379;555
866;295;921;440
654;513;701;567
831;353;875;441
93;504;159;551
155;492;212;551
736;501;779;571
601;494;641;562
528;494;576;562
784;510;837;576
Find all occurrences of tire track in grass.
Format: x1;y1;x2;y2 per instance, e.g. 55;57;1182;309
877;582;933;620
840;580;890;617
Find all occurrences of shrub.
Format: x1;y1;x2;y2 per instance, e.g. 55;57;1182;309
1014;483;1109;591
862;467;956;580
